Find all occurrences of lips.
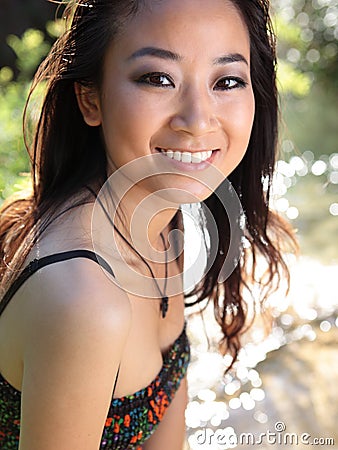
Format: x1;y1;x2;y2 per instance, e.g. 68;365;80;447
156;148;215;164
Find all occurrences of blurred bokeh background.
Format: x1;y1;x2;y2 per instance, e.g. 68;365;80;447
0;1;337;449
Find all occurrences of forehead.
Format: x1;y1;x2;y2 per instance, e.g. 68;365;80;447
111;0;250;63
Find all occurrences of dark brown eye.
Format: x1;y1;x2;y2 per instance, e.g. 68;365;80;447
214;77;247;91
138;72;174;87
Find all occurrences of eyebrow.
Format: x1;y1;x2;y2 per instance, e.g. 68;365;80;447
213;53;248;66
127;47;181;62
127;47;249;66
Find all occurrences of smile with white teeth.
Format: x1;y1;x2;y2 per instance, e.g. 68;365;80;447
158;149;213;163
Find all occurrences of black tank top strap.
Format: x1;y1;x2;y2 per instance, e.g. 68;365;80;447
0;250;115;317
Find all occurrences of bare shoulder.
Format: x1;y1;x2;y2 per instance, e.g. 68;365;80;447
17;196;132;366
18;257;131;450
21;254;132;347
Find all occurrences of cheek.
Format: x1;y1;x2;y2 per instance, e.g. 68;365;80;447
100;85;160;158
219;95;255;173
232;94;255;142
228;94;255;147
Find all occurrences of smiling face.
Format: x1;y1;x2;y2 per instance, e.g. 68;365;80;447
77;0;255;202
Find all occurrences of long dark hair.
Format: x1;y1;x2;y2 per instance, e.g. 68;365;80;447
0;0;297;367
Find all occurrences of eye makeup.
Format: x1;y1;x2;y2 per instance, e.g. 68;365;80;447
136;72;175;88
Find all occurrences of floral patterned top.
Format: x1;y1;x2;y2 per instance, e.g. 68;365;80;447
0;251;190;449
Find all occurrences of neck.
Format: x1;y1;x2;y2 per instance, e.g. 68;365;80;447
118;186;179;257
90;178;183;307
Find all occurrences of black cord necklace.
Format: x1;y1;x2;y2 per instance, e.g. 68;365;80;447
159;232;169;318
88;187;169;318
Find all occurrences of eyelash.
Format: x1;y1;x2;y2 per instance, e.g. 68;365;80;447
136;72;248;91
214;76;248;91
136;72;174;88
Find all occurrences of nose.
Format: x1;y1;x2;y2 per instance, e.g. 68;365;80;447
169;87;219;136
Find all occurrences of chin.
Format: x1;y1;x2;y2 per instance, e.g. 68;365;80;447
152;178;217;205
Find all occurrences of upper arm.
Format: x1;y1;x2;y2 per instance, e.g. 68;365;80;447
19;260;131;450
142;376;188;450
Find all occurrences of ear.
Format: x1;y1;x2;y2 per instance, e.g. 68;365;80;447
74;82;102;126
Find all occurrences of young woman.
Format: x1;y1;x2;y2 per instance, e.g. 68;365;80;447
0;0;295;449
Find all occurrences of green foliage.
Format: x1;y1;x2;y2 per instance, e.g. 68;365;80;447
273;0;338;94
280;84;338;157
1;5;337;203
0;29;52;200
0;79;31;201
272;1;338;155
6;29;51;82
274;14;305;48
0;67;14;84
277;60;312;97
273;13;314;98
46;19;66;40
